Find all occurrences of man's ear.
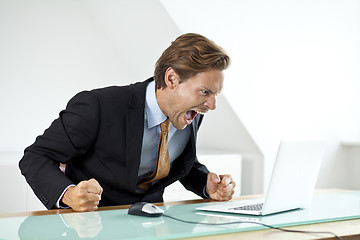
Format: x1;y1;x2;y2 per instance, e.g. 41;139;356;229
164;67;179;89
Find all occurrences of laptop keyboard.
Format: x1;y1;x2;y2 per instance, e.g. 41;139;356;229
229;203;263;211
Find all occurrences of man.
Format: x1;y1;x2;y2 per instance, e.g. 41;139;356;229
19;33;236;212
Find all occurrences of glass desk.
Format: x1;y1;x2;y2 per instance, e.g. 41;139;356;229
1;190;360;240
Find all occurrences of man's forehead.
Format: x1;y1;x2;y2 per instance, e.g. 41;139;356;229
183;70;223;90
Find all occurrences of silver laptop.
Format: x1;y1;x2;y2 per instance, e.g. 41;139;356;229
196;140;326;216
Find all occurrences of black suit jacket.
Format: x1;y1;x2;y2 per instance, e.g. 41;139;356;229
19;78;209;209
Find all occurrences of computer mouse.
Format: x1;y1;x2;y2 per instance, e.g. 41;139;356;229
128;202;164;217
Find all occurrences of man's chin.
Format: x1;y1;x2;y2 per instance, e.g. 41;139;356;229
172;120;187;130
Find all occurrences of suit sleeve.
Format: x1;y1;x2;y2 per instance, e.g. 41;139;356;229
180;158;210;198
179;114;210;198
19;91;100;209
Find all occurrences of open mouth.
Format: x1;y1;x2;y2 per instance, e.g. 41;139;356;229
184;110;205;125
185;110;197;124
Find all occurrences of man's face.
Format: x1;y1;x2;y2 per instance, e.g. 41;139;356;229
164;69;224;130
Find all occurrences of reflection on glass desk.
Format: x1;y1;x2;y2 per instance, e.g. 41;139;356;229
1;190;360;240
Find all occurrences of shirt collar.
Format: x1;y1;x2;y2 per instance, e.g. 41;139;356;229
145;81;167;129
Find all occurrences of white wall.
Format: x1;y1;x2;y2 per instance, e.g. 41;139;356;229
0;0;249;212
0;0;183;211
1;0;359;213
0;0;182;152
162;0;360;191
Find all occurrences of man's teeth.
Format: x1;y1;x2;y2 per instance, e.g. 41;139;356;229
195;110;205;115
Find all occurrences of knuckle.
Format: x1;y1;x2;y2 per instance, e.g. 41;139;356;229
78;191;86;198
78;182;88;190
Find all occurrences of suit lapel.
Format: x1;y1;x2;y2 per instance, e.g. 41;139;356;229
125;108;144;191
124;81;149;191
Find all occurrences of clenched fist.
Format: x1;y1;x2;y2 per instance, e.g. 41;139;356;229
62;178;103;212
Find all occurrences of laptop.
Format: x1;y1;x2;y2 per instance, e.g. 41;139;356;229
196;139;326;216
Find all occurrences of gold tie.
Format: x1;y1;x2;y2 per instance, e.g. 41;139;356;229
137;118;171;190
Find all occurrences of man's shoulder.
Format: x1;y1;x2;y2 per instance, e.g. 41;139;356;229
83;78;153;109
67;78;153;108
89;78;153;98
92;78;153;96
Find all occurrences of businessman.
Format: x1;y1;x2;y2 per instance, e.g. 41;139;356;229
19;33;236;211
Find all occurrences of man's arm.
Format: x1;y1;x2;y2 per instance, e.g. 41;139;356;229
19;91;101;209
179;158;210;198
179;159;236;201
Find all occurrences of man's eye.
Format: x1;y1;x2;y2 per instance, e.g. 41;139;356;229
201;90;208;95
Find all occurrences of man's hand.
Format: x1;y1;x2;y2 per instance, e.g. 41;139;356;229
62;178;103;212
206;173;236;201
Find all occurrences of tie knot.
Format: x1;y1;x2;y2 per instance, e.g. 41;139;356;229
160;118;171;132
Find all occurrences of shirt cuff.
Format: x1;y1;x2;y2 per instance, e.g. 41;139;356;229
55;184;76;208
203;185;210;199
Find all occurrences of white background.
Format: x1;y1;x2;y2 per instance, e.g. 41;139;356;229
1;0;359;212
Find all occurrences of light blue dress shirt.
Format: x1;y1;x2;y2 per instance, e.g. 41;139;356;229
137;81;190;179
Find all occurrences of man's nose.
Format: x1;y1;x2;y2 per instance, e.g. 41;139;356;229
204;96;216;110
